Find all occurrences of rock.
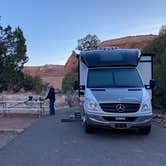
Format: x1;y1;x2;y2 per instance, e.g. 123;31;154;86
64;51;78;76
23;65;64;90
98;34;156;50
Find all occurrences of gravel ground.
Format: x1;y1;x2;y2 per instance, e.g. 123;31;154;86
0;108;166;166
0;114;39;150
0;132;17;149
0;115;38;132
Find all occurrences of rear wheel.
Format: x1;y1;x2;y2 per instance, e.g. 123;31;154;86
139;125;151;135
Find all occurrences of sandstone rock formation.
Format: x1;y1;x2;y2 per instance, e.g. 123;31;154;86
64;50;78;76
99;35;156;50
23;65;64;90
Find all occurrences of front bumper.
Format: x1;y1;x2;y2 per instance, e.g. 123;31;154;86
85;112;152;129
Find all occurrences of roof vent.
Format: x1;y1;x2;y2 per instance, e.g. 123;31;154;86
97;46;120;50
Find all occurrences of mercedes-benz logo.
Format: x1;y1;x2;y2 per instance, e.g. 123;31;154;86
116;104;125;112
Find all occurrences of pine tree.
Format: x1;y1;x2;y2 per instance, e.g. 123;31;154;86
0;24;28;91
159;25;166;36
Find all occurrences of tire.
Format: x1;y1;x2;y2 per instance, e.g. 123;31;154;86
84;122;93;134
139;125;151;135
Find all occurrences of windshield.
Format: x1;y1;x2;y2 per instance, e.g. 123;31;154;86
87;68;143;88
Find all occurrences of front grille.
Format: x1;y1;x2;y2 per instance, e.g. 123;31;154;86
100;103;140;113
103;116;137;122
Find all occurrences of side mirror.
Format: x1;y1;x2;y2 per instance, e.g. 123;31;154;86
79;91;85;96
73;80;79;90
80;85;85;90
150;79;156;89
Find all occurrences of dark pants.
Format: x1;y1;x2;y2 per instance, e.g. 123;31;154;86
49;99;55;115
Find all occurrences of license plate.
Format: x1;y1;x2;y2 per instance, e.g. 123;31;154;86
115;123;127;128
115;117;126;121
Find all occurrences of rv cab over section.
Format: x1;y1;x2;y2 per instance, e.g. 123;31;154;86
80;49;141;67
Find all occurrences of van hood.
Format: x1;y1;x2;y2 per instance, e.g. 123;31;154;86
89;88;143;103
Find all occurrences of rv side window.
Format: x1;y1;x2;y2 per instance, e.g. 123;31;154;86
87;68;143;88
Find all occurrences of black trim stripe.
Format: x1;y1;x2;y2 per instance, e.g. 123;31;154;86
77;54;81;97
140;53;155;57
152;53;154;105
140;60;152;63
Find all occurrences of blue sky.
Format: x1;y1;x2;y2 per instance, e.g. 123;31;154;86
1;0;166;66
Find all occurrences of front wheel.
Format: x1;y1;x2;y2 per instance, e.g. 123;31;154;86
84;122;94;134
139;125;151;135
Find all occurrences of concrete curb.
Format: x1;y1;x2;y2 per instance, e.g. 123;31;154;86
0;128;24;133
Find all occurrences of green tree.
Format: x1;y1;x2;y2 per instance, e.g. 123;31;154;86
159;25;166;36
143;34;166;108
76;34;100;51
0;23;47;94
32;76;47;94
0;24;28;91
62;73;78;94
23;74;47;94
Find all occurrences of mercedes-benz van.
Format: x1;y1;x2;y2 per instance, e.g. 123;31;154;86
75;48;155;134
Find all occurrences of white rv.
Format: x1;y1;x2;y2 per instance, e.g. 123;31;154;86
75;48;155;134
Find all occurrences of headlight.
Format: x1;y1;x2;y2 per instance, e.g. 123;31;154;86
141;99;152;112
86;98;100;111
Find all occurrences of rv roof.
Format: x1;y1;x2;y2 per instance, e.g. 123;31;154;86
80;49;141;67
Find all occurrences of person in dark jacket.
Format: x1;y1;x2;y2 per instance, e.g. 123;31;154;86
45;86;56;115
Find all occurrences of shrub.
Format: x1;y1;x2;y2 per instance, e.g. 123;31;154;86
23;74;47;94
62;73;78;94
143;34;166;108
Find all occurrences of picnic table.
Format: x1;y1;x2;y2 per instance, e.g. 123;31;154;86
0;100;49;117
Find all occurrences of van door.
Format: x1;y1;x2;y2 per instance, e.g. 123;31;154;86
79;56;88;97
137;54;153;99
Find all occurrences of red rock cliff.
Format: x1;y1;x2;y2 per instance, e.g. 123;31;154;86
23;65;64;90
99;35;156;49
64;50;78;76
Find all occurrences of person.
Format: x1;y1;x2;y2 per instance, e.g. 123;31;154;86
45;86;56;115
